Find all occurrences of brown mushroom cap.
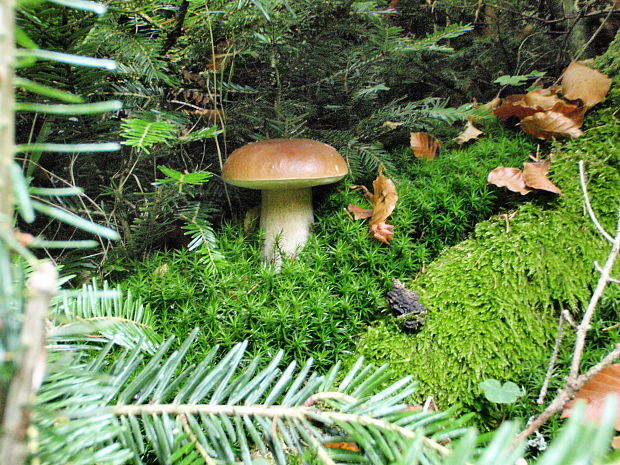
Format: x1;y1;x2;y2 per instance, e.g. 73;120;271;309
222;138;348;189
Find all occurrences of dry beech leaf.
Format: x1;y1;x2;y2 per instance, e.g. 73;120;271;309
346;203;373;219
410;132;440;160
493;94;542;121
484;97;501;111
522;160;562;194
520;111;583;140
561;364;620;429
348;167;398;244
370;168;398;225
550;100;587;127
487;167;532;195
561;61;612;108
454;121;483;145
523;88;563;111
613;436;620;449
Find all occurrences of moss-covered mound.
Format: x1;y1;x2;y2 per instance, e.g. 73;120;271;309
353;36;620;411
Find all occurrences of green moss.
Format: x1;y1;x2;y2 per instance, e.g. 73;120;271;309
353;41;620;413
116;122;534;370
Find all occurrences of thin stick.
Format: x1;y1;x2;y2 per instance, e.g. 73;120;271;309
568;207;620;383
515;343;620;444
515;163;620;444
537;314;565;405
180;414;217;465
579;161;613;243
594;261;620;284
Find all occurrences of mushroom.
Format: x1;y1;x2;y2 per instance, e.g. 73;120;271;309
222;138;348;267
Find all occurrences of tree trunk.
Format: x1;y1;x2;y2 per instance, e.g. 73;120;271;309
549;0;597;59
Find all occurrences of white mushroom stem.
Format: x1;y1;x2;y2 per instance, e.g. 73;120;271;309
260;188;314;267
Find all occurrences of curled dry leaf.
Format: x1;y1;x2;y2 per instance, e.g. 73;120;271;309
484;96;501;111
550;99;586;127
561;61;612;108
370;169;398;231
522;160;562;194
348;167;398;244
520;111;583;140
561;364;620;429
487;166;532;195
346;203;373;219
493;94;542;121
454;121;483;145
523;88;562;111
410;132;440;160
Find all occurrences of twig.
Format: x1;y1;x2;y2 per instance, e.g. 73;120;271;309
568;204;620;383
514;162;620;444
161;0;190;55
537;314;565;405
594;260;620;284
515;343;620;444
579;161;613;243
572;3;616;62
561;309;576;328
180;414;217;465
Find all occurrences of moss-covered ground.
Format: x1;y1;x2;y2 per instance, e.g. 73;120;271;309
352;42;620;425
112;34;620;433
116;123;533;369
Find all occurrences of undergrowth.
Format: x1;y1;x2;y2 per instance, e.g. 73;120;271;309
115;123;533;369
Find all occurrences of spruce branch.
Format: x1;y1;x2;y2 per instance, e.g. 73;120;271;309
0;261;57;465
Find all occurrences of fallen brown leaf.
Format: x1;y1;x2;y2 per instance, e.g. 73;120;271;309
454;121;483;145
522;160;562;194
561;62;612;108
523;88;562;111
410;132;440;160
550;99;586;127
370;222;395;244
487;166;532;195
349;167;398;244
561;364;620;429
370;169;398;226
520;111;583;140
493;94;543;121
484;96;502;111
347;204;373;219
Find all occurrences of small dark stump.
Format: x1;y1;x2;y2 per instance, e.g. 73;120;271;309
387;279;428;333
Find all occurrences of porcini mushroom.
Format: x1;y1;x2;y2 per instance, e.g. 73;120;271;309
222;138;348;267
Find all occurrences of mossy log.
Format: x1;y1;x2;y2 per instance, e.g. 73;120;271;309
354;34;620;411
